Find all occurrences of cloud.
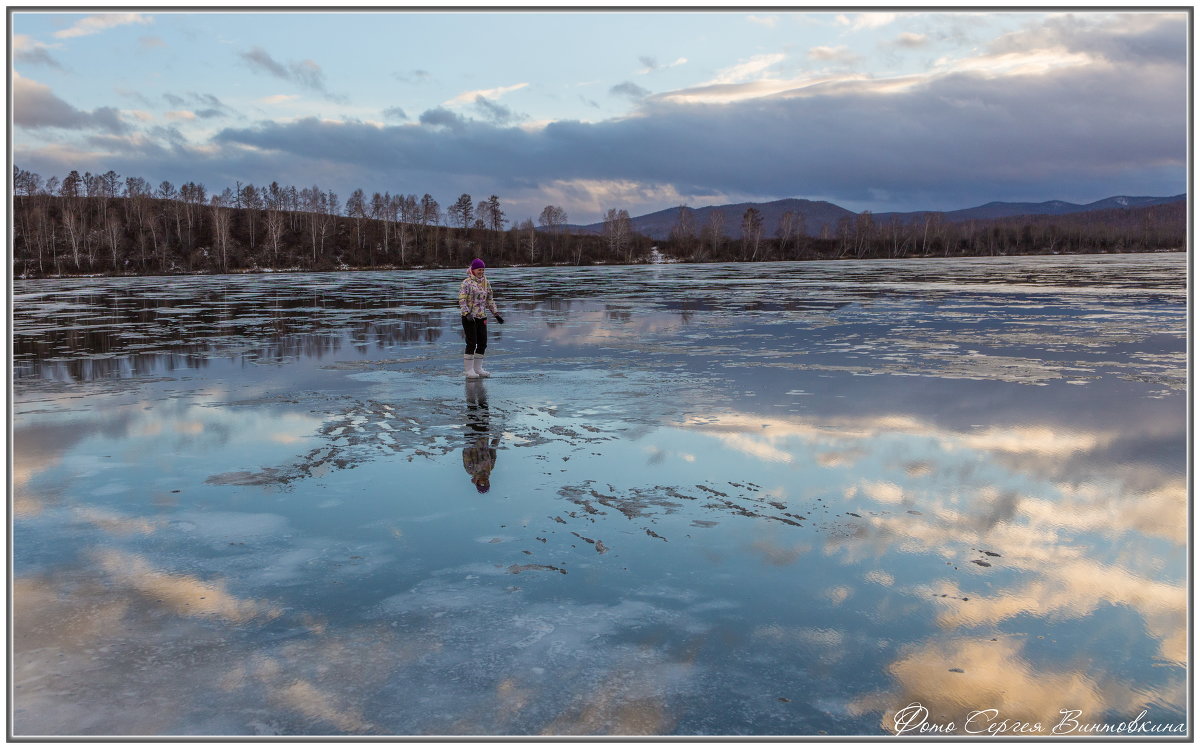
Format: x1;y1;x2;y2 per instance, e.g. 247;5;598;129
418;107;466;130
706;53;787;85
13;72;128;134
13;35;64;69
382;106;409;122
835;12;901;31
636;56;687;75
115;87;154;107
239;46;344;102
989;12;1186;65
53;13;152;39
807;45;864;65
444;82;528;107
747;15;778;28
894;32;929;48
472;96;517;125
393;68;432;84
259;94;300;105
18;13;1182;222
204;21;1183;215
163;91;233;119
93;548;281;622
139;35;166;50
850;637;1159;735
610;81;650;100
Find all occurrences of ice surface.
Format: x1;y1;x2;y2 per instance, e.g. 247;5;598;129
11;254;1188;736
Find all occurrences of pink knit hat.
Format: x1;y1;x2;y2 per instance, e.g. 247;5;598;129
469;258;486;270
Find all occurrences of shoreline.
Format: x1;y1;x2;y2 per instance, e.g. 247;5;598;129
12;247;1186;282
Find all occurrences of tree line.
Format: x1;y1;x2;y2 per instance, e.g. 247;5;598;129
11;165;1184;278
662;202;1185;262
12;166;653;277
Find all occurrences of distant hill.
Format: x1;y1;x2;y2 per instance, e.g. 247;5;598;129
568;194;1187;240
874;194;1187;224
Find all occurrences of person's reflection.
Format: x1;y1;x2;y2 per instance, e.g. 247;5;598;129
463;380;500;493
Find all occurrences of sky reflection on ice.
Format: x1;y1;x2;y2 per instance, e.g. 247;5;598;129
11;254;1187;736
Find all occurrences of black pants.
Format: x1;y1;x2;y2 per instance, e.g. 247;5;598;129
462;316;487;355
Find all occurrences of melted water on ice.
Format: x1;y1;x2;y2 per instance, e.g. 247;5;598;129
12;255;1188;736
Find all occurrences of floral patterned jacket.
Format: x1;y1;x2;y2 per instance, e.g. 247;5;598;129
462;438;497;477
458;275;499;319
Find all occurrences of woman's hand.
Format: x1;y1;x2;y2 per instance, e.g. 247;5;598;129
494;313;505;324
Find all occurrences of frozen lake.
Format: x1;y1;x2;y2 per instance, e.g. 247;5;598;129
11;254;1188;737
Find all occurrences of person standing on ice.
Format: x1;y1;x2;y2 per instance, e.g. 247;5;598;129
458;258;504;378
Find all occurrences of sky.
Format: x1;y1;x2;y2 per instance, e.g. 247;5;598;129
10;6;1189;225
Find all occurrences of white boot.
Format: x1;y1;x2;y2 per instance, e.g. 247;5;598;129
464;354;480;379
473;354;492;377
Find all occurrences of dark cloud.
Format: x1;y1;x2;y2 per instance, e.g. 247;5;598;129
990;12;1186;65
14;75;127;134
239;46;346;102
638;55;657;71
15;46;64;70
209;43;1183;214
472;96;517;125
383;106;409;121
192;92;228;110
610;81;650;100
164;91;233;119
418;107;466;130
241;46;289;78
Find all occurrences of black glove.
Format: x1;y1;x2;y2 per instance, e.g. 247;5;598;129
494;313;505;324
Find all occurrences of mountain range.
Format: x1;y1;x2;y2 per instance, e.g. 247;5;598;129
566;194;1187;240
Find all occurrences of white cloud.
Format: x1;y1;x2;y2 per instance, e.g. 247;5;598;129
747;15;778;28
13;34;58;53
895;32;929;48
638;56;688;75
259;94;300;105
444;82;529;107
835;13;900;31
706;53;787;85
165;110;197;121
936;49;1096;78
53;13;152;40
807;45;863;65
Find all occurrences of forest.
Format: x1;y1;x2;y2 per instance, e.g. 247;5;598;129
11;166;1186;278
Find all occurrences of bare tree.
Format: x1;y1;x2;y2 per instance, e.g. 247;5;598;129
518;218;538;263
741;207;764;261
346;188;368;260
669;205;696;253
538;204;567;262
265;195;285;267
703;210;725;260
210;194;232;270
603;208;632;263
241;184;262;250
